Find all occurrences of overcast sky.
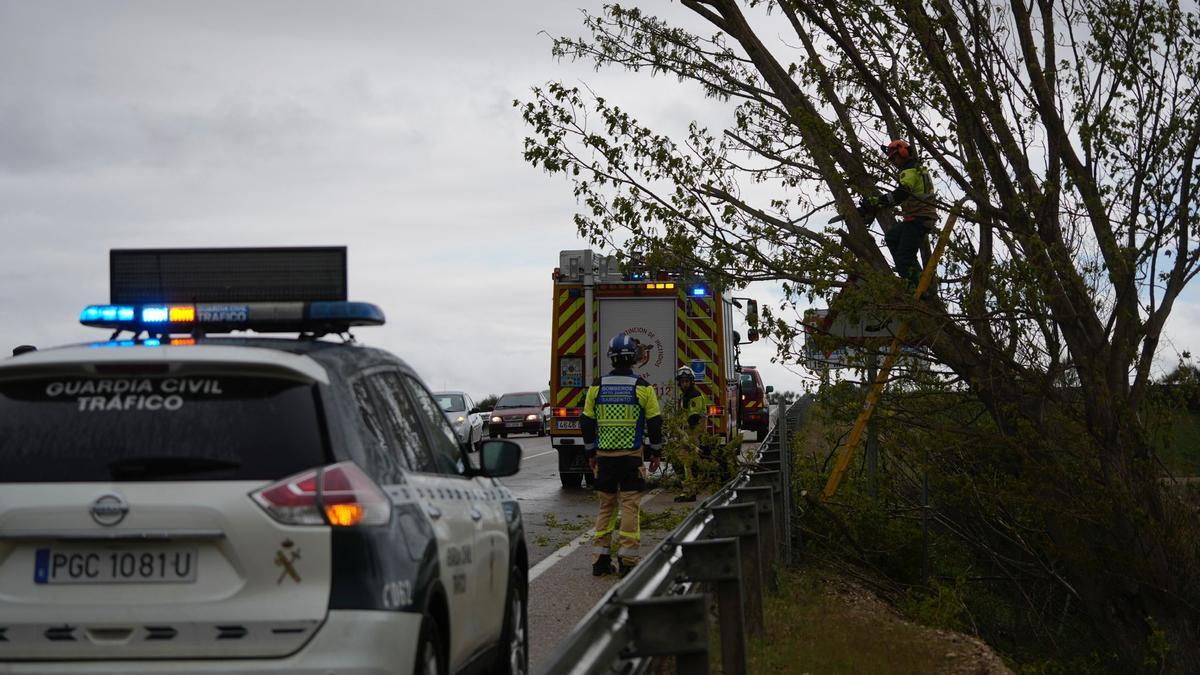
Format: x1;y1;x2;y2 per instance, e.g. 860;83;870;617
1;2;1195;400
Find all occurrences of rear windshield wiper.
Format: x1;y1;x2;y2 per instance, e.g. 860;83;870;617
108;456;242;480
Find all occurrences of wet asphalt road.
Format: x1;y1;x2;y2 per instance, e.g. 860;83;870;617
496;430;765;670
497;435;596;567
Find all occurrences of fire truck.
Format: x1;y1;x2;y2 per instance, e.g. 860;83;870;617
548;249;758;489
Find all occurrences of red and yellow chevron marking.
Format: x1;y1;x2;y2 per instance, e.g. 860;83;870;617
591;298;600;382
556;290;586;355
676;293;727;433
552;287;587;408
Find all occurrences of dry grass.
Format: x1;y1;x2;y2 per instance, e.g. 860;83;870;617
744;566;1013;675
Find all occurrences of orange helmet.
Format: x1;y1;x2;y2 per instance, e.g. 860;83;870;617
883;139;913;163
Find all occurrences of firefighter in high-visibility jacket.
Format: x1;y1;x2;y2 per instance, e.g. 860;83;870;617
672;366;708;503
581;333;664;577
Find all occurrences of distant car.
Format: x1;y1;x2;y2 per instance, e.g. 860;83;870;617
434;390;484;451
738;366;773;441
489;391;550;438
476;407;493;429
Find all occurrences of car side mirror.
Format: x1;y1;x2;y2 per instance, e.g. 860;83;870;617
766;385;774;393
542;402;550;408
478;439;522;477
469;407;480;414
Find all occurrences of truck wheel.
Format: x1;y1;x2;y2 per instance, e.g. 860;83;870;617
560;472;582;489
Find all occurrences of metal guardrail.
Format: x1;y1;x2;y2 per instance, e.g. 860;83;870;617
536;398;808;675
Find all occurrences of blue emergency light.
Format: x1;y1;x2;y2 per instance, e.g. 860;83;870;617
81;306;136;323
689;284;710;297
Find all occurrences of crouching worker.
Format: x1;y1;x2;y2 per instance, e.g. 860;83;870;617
672;366;707;503
582;334;663;577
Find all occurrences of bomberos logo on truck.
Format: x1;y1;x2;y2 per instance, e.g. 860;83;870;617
622;326;664;371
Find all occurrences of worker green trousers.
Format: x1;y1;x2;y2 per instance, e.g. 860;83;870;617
884;217;934;287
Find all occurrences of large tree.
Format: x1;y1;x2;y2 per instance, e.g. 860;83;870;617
519;0;1200;669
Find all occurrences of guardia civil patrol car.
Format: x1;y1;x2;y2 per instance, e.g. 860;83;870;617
0;248;529;675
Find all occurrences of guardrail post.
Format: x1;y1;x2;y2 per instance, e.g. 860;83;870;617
778;400;792;564
679;538;747;675
621;594;710;674
736;485;778;593
709;503;763;637
748;471;785;558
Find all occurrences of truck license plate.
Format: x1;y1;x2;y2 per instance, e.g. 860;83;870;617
34;547;198;585
557;420;579;430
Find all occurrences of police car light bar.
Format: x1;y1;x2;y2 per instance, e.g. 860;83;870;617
79;301;385;334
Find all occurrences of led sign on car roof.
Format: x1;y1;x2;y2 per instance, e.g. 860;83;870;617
110;247;347;304
81;247;384;337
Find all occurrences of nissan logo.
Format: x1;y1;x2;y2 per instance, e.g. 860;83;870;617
89;493;129;527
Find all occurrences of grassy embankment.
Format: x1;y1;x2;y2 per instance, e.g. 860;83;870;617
745;565;1003;674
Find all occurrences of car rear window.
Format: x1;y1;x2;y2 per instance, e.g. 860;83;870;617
0;374;328;483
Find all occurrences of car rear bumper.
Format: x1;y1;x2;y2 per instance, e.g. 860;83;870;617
739;410;768;430
0;610;422;675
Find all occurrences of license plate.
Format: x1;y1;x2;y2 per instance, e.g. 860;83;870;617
506;422;523;427
34;547;198;585
557;420;579;430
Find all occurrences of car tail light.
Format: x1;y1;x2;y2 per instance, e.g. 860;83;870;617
554;407;582;418
250;462;390;527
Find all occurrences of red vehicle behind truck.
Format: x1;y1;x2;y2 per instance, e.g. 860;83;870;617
737;365;773;441
547;249;757;489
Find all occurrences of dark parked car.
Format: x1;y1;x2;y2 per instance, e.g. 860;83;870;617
488;391;549;438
